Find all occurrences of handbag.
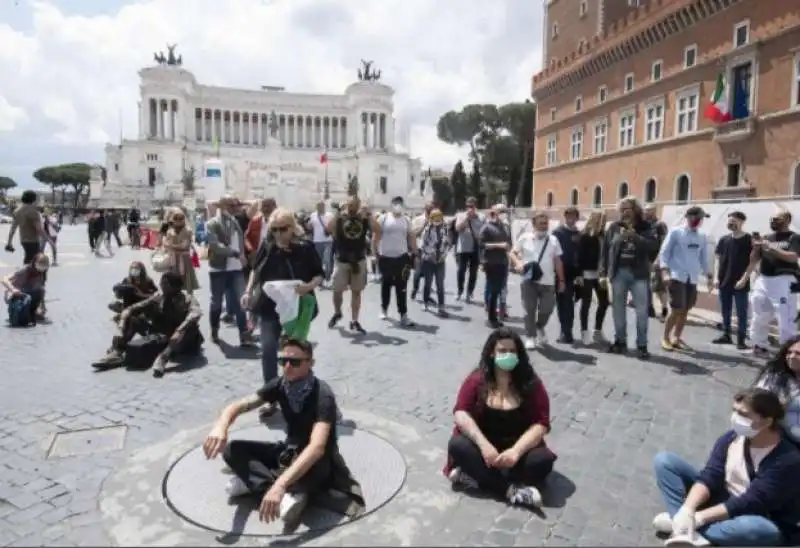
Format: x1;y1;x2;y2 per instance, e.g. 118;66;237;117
151;249;173;273
523;237;550;282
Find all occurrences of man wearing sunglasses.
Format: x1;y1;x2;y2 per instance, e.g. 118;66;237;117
203;338;364;525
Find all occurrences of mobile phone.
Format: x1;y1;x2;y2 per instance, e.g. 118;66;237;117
752;231;760;239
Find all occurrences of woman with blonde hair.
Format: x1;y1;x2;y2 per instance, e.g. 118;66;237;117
162;207;199;293
576;211;609;345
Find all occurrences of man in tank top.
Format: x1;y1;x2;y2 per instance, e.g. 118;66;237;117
371;196;417;327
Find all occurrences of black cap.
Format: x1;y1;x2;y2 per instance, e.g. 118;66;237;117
729;211;746;221
686;206;709;218
391;196;404;205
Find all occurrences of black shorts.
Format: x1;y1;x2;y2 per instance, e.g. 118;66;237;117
669;281;697;310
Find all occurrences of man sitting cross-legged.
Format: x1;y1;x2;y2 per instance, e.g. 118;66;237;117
92;271;203;378
202;338;365;525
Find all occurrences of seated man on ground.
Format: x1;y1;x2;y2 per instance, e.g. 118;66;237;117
652;388;800;547
2;252;50;325
202;338;364;525
92;272;203;378
444;327;557;508
109;261;158;315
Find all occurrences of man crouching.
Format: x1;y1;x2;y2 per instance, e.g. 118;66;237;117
202;338;364;525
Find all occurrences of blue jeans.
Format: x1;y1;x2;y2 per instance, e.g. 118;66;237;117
653;451;782;546
555;278;576;338
314;241;334;282
484;267;508;311
719;286;748;341
209;270;247;333
611;267;649;347
421;260;446;307
259;316;282;384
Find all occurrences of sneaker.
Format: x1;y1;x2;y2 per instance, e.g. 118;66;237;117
350;321;367;334
537;330;549;347
152;356;167;378
221;314;234;325
665;534;710;547
712;333;733;344
455;293;463;301
652;512;672;534
673;339;693;351
447;467;479;490
465;294;473;304
736;340;749;351
593;330;607;344
557;334;575;344
380;310;389;321
91;350;124;370
581;330;592;345
210;328;220;344
637;346;651;359
524;337;537;350
400;315;416;327
225;476;251;498
423;302;430;312
437;307;449;318
328;312;343;329
661;339;675;351
752;345;772;358
508;485;542;508
239;332;257;348
280;492;309;523
607;341;626;354
258;403;277;424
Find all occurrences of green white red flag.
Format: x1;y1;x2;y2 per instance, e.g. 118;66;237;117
704;73;732;123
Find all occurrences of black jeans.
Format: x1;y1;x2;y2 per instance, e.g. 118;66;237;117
579;279;609;331
378;255;410;316
421;260;446;307
128;224;140;247
456;252;480;297
22;241;40;264
484;263;508;323
222;439;331;495
555;278;576;337
448;434;555;497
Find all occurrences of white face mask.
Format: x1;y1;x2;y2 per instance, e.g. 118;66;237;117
392;204;404;214
535;230;548;239
34;264;47;273
130;268;141;277
731;412;760;438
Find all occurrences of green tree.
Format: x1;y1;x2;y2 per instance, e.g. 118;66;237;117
0;176;17;198
468;161;483;207
449;160;468;210
32;163;93;208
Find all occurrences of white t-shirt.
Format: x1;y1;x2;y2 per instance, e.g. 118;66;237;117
725;436;775;497
208;228;243;272
378;214;411;258
514;232;562;286
309;212;333;243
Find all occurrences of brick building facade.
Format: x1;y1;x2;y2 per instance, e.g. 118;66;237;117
531;0;800;212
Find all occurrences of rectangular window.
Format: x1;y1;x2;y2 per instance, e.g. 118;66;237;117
598;86;608;104
734;20;750;48
732;61;753;119
794;54;800;107
552;22;559;37
148;167;156;187
593;121;607;154
579;0;587;17
618;111;635;149
546;136;557;166
575;95;583;113
727;164;741;187
645;101;664;142
624;73;634;93
550;107;557;122
651;60;663;82
684;44;697;68
675;89;699;135
570;128;583;161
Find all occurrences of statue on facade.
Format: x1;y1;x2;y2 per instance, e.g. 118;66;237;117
357;60;382;82
154;44;182;66
268;110;280;138
181;166;195;192
153;52;166;64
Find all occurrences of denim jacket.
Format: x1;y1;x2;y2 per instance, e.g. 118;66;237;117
419;224;449;263
206;213;244;270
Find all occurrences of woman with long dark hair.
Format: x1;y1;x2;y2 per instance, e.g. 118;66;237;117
111;261;158;312
754;334;800;445
577;211;609;345
443;327;557;508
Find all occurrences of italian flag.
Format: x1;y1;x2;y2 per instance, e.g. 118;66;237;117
704;73;732;123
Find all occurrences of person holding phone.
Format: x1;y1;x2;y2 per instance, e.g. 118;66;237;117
713;212;753;350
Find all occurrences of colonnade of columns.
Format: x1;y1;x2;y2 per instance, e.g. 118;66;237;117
192;110;349;149
145;98;180;140
359;112;388;150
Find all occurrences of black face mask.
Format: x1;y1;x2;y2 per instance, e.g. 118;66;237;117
770;221;785;232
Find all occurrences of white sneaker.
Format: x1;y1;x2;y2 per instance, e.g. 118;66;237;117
508;485;542;508
379;311;389;321
665;534;710;547
581;330;592;345
447;467;479;489
225;476;250;497
652;512;672;534
524;337;537;350
279;492;309;523
537;330;548;346
593;330;607;344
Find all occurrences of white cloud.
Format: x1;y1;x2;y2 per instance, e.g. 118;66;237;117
0;95;27;131
0;0;543;174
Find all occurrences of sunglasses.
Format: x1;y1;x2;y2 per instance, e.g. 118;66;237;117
172;216;185;221
278;355;306;367
271;225;290;233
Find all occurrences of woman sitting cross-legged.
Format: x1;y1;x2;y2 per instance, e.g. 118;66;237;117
652;388;800;547
444;327;557;508
754;334;800;446
109;261;158;315
3;253;50;323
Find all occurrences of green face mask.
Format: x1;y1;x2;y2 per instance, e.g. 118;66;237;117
494;352;519;371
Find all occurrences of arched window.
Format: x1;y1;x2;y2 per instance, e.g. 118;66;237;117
546;191;554;208
569;188;579;206
644;178;657;203
675;174;691;204
592;185;602;207
792;163;800;196
618;181;629;199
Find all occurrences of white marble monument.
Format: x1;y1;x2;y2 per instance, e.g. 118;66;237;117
92;48;426;210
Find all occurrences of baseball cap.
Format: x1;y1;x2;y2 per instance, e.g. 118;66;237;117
686;206;709;218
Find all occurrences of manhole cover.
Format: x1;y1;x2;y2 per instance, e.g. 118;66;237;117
47;425;128;459
162;424;406;537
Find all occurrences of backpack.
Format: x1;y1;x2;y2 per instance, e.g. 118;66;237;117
448;218;458;246
8;294;34;327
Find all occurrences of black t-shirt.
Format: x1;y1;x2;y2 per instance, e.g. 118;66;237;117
759;232;800;277
335;214;369;263
256;376;338;456
715;233;753;290
253;241;324;318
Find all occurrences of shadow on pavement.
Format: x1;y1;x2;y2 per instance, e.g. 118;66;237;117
217;340;260;360
542;470;577;509
337;328;408;347
538;345;597;366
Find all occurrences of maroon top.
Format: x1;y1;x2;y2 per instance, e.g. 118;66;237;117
443;370;556;475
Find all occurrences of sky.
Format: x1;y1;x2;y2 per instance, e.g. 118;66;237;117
0;0;544;190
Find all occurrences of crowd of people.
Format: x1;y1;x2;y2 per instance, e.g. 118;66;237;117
7;187;800;544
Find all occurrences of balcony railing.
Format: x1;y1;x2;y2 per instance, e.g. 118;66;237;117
713;117;756;143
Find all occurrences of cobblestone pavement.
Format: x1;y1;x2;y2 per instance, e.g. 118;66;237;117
0;226;761;547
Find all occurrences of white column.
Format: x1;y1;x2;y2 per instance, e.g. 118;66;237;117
291;115;296;146
200;109;206;142
238;112;244;144
169;101;176;141
325;117;331;148
256;114;262;146
227;111;233;143
379;114;386;149
372;113;378;150
341;116;347;148
211;110;217;142
138;100;144;139
249;113;255;145
156;99;164;139
361;113;367;147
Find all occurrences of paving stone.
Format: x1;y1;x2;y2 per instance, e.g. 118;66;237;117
0;226;744;546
